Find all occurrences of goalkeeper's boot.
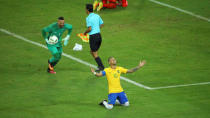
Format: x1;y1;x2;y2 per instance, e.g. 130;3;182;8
48;64;56;74
99;100;107;106
97;2;103;12
93;0;99;11
49;70;56;74
47;61;56;74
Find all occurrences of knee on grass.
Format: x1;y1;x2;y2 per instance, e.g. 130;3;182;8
106;104;113;110
122;101;129;107
103;101;113;110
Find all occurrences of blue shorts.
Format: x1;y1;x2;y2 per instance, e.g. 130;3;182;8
108;91;128;105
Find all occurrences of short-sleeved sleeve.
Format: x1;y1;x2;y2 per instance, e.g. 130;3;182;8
120;67;128;74
86;17;91;28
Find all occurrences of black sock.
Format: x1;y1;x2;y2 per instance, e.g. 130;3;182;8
48;60;58;67
95;57;104;70
52;61;58;67
48;60;53;65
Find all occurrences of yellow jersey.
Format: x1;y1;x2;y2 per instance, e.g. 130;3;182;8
102;66;128;93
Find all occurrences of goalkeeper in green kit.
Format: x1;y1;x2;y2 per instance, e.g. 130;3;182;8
42;16;73;74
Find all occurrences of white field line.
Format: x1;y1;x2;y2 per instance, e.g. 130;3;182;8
0;28;152;90
1;28;209;90
150;82;210;90
149;0;210;22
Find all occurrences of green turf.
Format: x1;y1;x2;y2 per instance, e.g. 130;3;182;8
0;0;210;118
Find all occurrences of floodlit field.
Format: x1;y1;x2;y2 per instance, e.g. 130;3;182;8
0;0;210;118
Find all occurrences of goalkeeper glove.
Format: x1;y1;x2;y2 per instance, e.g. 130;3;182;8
45;38;49;44
63;35;70;46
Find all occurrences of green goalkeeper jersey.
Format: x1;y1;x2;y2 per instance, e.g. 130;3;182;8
42;22;73;47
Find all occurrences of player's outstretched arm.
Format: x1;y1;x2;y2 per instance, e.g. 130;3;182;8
127;60;146;73
91;68;103;77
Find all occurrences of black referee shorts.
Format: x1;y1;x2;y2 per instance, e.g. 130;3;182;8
89;33;102;52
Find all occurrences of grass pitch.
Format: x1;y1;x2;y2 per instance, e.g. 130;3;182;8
0;0;210;118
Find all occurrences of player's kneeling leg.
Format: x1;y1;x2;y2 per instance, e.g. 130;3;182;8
118;91;129;106
103;100;113;110
122;101;129;107
106;104;113;109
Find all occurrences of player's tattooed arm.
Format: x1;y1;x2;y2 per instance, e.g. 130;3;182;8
91;68;103;77
128;67;139;73
127;60;146;73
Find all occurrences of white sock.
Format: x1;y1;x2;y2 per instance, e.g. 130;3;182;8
103;101;113;110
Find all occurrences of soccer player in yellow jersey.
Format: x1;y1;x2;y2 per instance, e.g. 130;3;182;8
91;57;146;109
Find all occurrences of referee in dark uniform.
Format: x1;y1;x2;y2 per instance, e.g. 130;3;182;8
84;4;105;71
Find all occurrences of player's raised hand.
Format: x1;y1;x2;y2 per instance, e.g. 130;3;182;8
91;67;103;77
139;60;146;67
